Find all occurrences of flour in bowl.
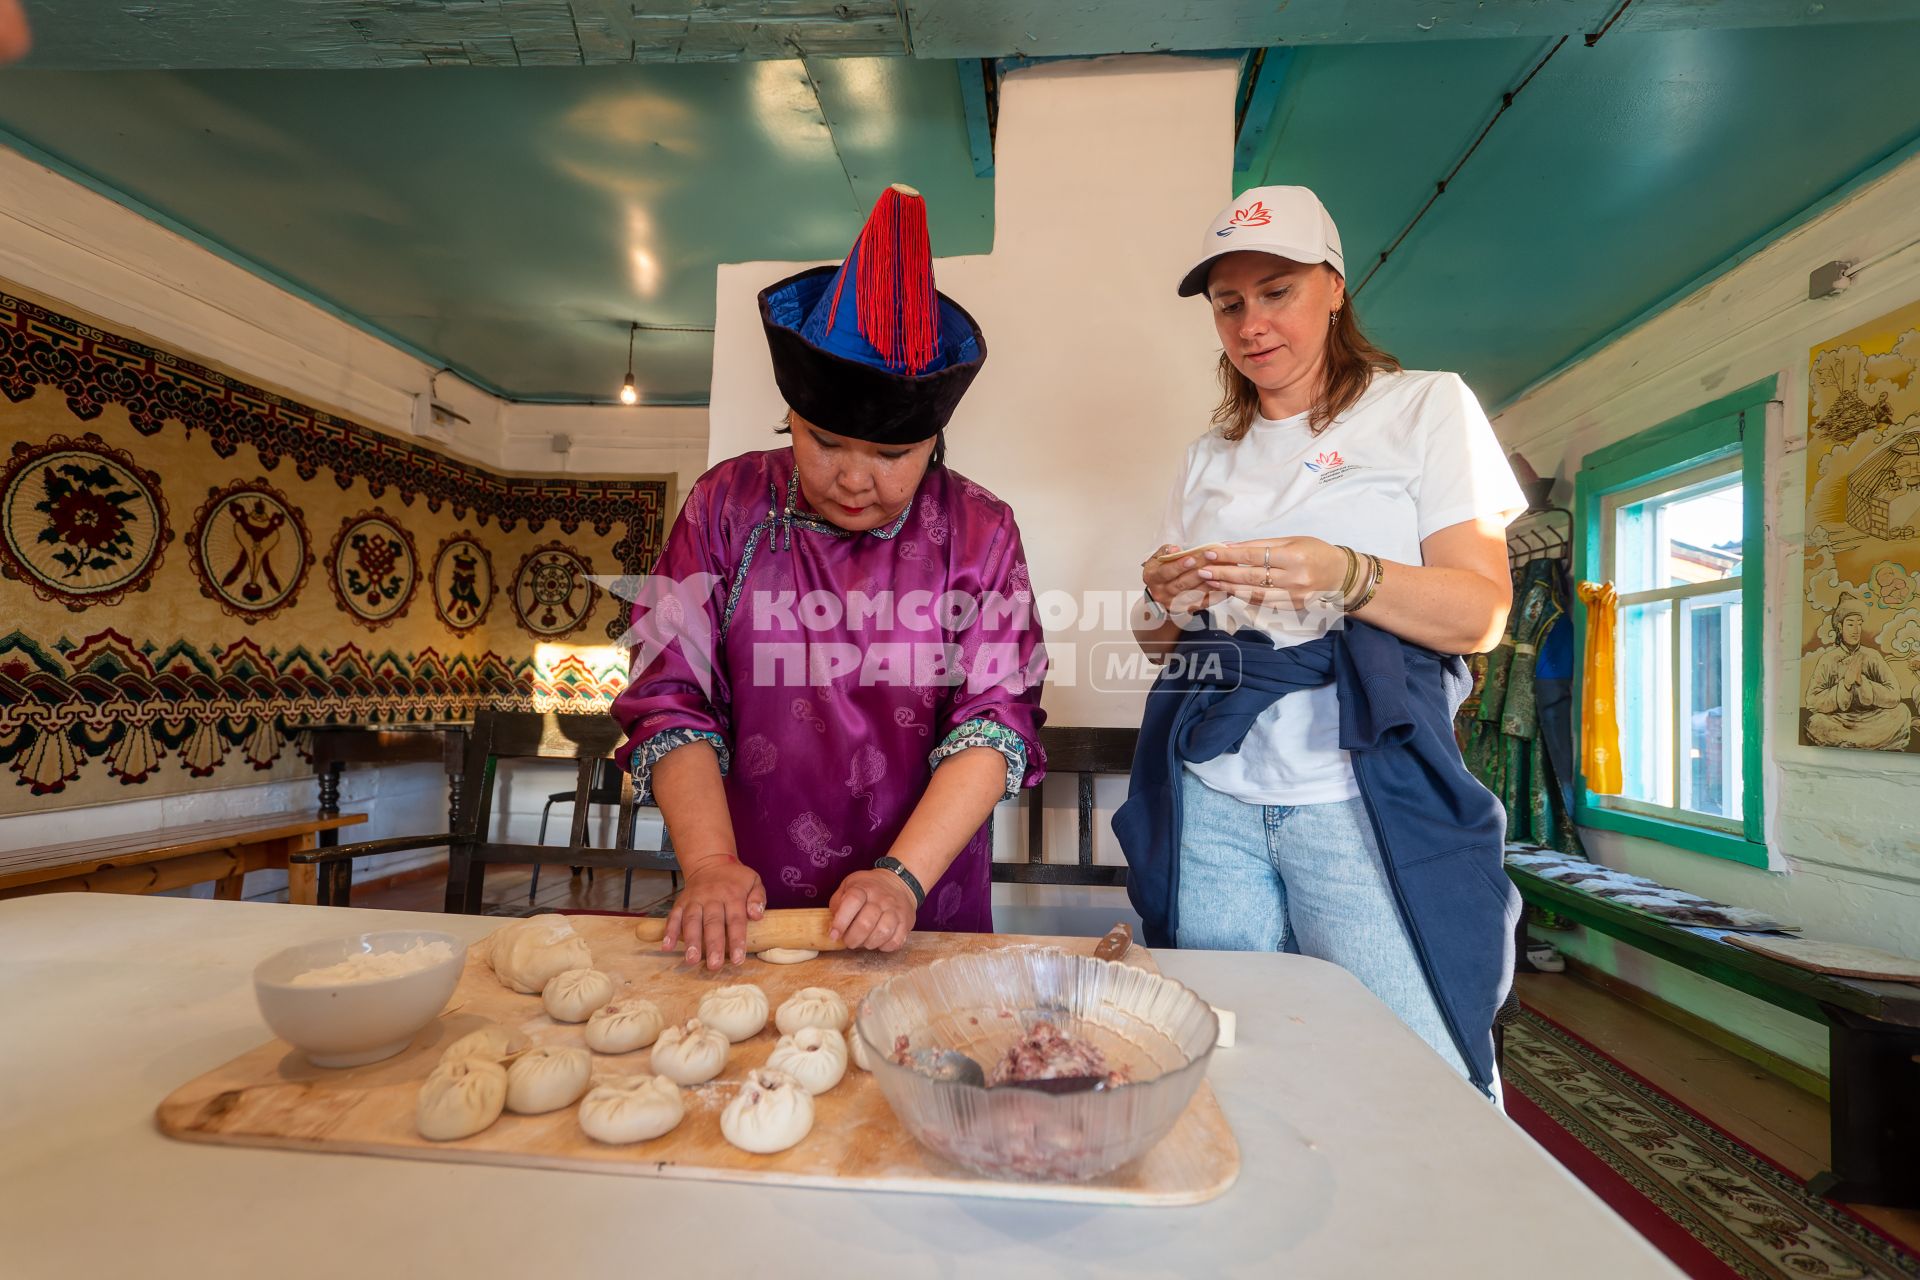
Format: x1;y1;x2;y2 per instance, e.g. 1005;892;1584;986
289;939;456;986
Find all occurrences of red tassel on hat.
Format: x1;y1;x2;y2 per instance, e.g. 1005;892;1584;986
824;183;939;375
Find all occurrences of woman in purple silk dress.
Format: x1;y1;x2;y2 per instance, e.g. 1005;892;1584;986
611;185;1048;969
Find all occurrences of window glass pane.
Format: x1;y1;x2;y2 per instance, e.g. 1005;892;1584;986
1613;471;1743;593
1617;600;1672;807
1679;591;1741;821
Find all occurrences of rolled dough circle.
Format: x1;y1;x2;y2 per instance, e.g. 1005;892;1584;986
757;948;819;965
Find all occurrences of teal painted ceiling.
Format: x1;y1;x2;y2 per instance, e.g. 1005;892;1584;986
0;3;1918;407
0;61;989;402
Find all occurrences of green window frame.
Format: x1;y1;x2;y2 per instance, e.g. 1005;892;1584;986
1572;375;1773;867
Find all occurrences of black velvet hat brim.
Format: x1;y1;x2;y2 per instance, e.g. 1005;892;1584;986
758;265;988;446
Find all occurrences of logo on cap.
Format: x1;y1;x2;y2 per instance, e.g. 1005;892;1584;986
1215;200;1272;238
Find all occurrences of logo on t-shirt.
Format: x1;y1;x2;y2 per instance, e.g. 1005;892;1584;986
1303;450;1355;484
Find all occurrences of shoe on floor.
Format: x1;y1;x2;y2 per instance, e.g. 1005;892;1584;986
1524;941;1566;973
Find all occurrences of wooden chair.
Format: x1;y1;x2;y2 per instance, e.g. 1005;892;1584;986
528;757;674;904
991;726;1136;887
289;710;675;912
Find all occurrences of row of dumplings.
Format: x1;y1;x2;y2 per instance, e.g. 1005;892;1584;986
417;950;872;1153
416;1034;815;1153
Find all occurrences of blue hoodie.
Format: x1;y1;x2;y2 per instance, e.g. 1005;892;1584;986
1112;620;1517;1092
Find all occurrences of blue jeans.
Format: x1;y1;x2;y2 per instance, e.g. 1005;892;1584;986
1175;768;1473;1082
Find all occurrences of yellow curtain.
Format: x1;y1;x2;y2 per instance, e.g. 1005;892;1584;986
1577;581;1622;795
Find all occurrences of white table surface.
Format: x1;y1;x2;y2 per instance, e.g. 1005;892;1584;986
0;894;1677;1279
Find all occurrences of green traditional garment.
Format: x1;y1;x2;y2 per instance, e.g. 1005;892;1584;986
1459;559;1583;854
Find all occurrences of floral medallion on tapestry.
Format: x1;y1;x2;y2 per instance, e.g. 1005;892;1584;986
325;508;418;629
431;532;495;637
511;541;598;639
185;477;312;623
0;432;170;611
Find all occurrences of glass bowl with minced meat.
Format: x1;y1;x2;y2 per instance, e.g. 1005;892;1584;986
856;947;1219;1181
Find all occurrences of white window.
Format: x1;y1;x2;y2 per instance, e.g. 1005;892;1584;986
1602;459;1744;831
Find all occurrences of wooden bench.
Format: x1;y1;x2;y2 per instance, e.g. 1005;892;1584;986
1509;863;1920;1208
0;812;368;905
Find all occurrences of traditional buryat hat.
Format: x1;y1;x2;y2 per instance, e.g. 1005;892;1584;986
1834;592;1867;625
758;183;986;445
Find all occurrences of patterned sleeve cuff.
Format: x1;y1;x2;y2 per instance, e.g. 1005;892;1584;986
928;717;1028;802
630;728;731;806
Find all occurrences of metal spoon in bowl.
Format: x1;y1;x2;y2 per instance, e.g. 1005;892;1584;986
917;1049;1107;1094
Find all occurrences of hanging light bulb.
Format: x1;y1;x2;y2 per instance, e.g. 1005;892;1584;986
619;321;639;405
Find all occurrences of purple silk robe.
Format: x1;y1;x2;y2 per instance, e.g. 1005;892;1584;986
610;448;1048;931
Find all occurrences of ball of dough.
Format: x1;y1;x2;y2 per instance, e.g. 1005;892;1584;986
767;1026;848;1096
651;1018;729;1085
848;1023;873;1072
578;1074;685;1145
505;1045;592;1114
756;948;819;965
720;1068;815;1154
542;968;615;1023
416;1058;507;1141
485;917;593;995
774;986;848;1036
440;1022;527;1067
697;983;769;1042
584;998;664;1054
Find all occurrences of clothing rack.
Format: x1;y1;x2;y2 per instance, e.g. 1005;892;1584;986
1506;505;1572;572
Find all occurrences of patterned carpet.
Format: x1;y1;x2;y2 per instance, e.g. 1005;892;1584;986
1503;1008;1919;1280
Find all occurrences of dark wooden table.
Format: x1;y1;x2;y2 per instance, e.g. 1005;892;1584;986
292;722;471;847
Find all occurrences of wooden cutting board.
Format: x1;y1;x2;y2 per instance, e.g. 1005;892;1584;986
156;919;1239;1206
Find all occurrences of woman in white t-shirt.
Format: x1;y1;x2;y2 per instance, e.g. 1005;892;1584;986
1133;186;1524;1083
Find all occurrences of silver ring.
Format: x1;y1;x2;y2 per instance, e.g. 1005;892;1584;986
1263;547;1272;569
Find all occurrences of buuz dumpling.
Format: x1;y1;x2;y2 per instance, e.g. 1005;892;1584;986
439;1022;527;1067
651;1018;729;1085
698;983;769;1042
720;1068;815;1154
578;1074;685;1144
505;1045;592;1114
774;986;848;1036
416;1058;507;1141
767;1026;848;1096
542;968;615;1023
584;998;664;1054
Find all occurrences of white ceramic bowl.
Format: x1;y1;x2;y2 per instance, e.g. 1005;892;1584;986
253;931;467;1067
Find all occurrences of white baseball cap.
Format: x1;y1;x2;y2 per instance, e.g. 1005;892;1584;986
1176;185;1346;297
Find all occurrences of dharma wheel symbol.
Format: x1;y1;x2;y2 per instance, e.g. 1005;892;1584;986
511;541;598;639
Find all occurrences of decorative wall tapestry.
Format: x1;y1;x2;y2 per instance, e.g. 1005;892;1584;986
510;541;598;639
0;288;671;813
430;533;494;637
325;509;419;630
1803;297;1920;753
186;478;313;622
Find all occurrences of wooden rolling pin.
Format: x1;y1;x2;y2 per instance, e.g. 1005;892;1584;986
633;907;844;953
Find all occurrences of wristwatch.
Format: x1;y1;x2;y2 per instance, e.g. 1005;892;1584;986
873;855;926;908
